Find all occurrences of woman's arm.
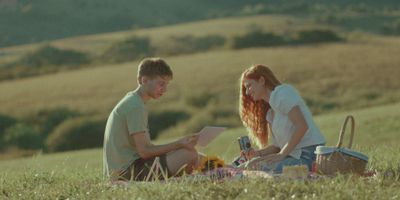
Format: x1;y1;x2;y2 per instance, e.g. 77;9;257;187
256;145;280;157
244;145;279;160
278;105;308;157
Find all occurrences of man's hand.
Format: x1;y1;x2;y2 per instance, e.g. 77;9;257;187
178;134;199;151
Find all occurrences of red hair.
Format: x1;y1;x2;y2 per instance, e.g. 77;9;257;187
239;65;281;147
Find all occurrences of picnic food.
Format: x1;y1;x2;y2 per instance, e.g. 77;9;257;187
282;165;309;178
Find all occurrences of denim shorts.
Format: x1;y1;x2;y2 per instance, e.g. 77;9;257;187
259;144;323;173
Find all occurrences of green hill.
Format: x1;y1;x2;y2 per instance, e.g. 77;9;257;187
0;14;324;65
1;36;400;117
1;0;399;47
0;0;241;47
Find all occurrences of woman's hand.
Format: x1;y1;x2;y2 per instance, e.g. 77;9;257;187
262;153;286;164
244;153;286;170
241;148;258;160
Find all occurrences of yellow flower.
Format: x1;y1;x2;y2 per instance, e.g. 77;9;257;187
195;155;225;172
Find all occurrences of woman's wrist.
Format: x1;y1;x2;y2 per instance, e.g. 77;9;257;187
278;149;289;157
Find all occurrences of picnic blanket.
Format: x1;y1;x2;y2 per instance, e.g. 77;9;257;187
189;167;278;181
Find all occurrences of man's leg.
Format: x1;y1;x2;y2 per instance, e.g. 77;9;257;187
166;148;199;175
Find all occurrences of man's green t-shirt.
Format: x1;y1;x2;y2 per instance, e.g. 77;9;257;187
103;90;148;180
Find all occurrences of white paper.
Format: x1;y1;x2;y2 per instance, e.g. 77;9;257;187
196;126;226;147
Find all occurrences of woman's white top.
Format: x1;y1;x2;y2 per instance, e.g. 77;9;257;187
266;84;325;159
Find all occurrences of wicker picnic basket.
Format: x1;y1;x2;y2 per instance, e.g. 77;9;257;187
315;115;368;175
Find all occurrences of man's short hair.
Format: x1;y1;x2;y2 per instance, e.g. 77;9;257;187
137;58;173;79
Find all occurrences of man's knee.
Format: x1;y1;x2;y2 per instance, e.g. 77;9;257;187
179;148;198;162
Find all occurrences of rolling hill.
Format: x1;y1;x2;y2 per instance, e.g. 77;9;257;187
0;13;399;157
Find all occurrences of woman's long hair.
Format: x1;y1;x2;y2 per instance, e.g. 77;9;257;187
239;65;281;148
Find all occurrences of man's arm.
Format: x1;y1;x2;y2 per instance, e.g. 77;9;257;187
131;131;198;159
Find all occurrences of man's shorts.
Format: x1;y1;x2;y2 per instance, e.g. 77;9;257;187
119;154;173;181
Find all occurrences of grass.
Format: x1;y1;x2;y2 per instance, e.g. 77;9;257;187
1;103;400;199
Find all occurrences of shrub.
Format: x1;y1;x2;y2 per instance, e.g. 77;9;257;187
315;14;345;24
157;35;225;55
304;97;339;114
160;109;215;139
0;114;18;149
35;107;81;138
292;30;344;44
0;114;17;135
232;30;286;49
4;123;42;150
16;45;89;68
148;110;191;139
46;117;105;152
102;36;154;63
1;45;89;80
277;2;310;14
157;103;239;139
382;20;400;35
184;91;215;108
210;106;241;127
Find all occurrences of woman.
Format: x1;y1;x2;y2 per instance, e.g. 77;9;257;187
239;64;325;173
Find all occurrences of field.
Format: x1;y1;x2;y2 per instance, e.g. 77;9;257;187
1;102;400;199
2;36;400;116
1;9;400;199
1;14;400;118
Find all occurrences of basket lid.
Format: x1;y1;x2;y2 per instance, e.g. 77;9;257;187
315;146;369;161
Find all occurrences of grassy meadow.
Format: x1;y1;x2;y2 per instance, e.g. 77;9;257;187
1;35;400;115
1;11;400;199
0;103;400;199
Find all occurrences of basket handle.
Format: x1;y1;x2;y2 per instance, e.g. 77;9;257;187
336;115;355;149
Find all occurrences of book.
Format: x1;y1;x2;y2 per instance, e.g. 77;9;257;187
196;126;226;147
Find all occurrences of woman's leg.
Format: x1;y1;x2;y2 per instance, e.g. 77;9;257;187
273;145;318;173
245;145;318;173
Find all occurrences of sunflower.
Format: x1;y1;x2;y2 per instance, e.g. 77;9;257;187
195;155;225;172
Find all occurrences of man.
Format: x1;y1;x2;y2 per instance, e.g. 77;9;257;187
103;57;199;181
